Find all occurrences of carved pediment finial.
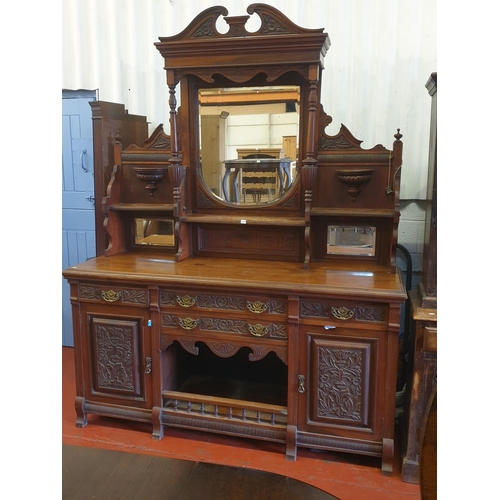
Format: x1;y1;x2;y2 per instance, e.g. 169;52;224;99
158;4;325;42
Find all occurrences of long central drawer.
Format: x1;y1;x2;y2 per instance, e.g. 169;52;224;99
159;288;288;319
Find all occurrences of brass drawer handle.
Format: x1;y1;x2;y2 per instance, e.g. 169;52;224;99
179;317;198;330
177;295;196;308
102;290;122;302
248;323;268;337
247;300;268;314
331;306;355;320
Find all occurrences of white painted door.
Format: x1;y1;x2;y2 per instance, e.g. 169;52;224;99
62;90;96;346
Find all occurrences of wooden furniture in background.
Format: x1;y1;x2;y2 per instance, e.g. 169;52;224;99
237;148;283;159
89;101;148;256
402;72;437;483
419;388;437;500
64;4;406;475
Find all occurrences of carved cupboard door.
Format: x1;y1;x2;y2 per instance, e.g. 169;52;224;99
298;326;384;442
79;304;153;409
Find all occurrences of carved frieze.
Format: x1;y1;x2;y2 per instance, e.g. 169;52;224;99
268;299;287;314
197;294;246;311
300;301;330;318
269;323;287;338
162;314;178;328
355;306;386;322
160;291;176;306
78;285;101;301
200;317;247;334
122;289;147;305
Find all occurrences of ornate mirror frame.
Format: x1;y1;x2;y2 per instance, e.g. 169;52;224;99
154;4;330;214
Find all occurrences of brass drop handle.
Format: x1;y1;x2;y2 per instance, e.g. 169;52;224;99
145;357;152;374
102;290;122;302
298;375;306;394
177;295;196;307
331;306;355;320
248;323;268;337
247;301;268;314
179;317;198;330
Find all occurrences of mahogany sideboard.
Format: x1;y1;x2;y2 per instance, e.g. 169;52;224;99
63;4;407;474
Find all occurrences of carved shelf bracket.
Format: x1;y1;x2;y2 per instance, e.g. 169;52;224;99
337;169;373;202
134;165;168;196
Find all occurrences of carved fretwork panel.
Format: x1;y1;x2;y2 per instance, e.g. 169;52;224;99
309;336;372;428
89;316;143;399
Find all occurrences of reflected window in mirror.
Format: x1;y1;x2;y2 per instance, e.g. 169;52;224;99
135;218;175;247
198;86;300;205
327;226;376;256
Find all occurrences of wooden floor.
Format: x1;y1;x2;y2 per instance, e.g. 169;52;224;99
62;347;421;500
63;444;339;499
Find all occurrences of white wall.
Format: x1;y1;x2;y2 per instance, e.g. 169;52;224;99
62;0;437;200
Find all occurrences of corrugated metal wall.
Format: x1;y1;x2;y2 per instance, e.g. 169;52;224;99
62;0;436;199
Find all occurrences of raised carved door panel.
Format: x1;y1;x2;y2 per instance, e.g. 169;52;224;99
298;327;385;441
81;304;152;408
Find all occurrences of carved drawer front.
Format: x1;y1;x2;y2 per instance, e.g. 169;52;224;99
160;312;287;340
299;298;386;324
78;284;149;307
159;289;287;318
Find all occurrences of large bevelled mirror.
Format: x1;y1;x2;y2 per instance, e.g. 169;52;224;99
198;85;300;205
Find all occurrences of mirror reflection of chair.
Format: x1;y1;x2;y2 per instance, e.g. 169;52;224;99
241;153;278;204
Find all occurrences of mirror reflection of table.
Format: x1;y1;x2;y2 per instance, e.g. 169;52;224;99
222;158;292;203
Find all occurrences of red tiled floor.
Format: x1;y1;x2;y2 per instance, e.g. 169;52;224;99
62;347;420;499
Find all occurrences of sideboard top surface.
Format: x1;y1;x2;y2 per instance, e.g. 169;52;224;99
63;253;406;302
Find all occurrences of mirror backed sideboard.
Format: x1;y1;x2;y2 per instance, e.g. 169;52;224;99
63;4;406;474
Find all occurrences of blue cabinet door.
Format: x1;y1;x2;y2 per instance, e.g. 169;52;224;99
62;91;96;346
